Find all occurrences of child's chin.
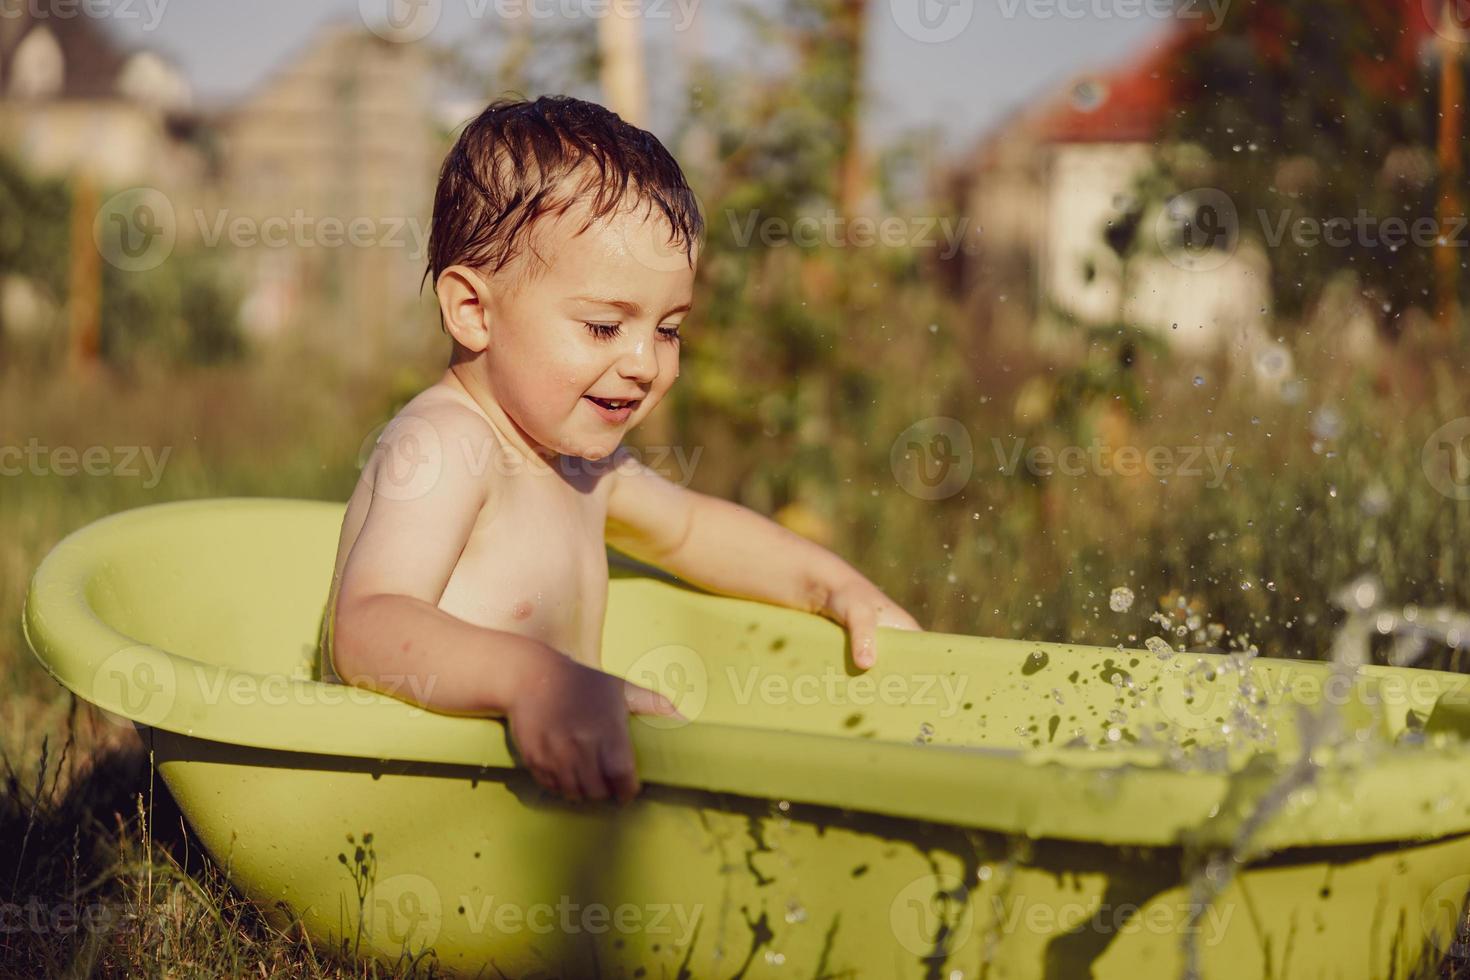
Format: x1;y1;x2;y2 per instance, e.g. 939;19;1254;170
563;437;622;462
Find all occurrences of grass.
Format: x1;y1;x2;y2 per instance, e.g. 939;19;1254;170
4;308;1470;976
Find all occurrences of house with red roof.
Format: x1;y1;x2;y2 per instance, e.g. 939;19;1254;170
952;2;1449;367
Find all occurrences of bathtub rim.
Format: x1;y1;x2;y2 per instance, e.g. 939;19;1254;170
22;495;1470;852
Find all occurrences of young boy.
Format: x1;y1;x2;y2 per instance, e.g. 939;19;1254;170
323;95;920;808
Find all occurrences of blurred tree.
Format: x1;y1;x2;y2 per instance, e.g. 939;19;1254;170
1163;0;1455;339
0;151;243;370
0;152;70;354
1433;1;1466;332
658;0;965;522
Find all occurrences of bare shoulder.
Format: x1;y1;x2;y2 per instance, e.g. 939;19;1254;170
365;384;502;503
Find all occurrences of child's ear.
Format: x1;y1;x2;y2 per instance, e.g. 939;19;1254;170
435;265;492;352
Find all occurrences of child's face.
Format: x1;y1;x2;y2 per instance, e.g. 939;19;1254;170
480;199;698;463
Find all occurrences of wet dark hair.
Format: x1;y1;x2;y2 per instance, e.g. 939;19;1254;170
424;95;704;305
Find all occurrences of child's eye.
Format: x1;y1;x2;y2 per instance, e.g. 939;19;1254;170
583;322;683;344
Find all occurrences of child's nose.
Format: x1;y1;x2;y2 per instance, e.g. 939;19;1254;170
615;334;660;382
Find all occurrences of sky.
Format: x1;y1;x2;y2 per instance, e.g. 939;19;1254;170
97;0;1171;157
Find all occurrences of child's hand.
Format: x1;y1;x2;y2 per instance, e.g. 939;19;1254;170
820;578;923;670
507;650;683;805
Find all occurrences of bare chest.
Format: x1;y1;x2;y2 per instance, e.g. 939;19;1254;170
438;475;611;666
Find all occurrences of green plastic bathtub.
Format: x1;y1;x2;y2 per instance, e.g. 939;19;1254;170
23;497;1470;978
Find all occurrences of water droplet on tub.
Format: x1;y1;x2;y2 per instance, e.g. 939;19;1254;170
784;900;807;924
1145;636;1174;658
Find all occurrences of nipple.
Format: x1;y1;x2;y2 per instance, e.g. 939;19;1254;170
512;600;534;620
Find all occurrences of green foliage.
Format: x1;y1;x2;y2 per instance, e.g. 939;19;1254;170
0;152;71;299
0;151;246;369
101;250;246;369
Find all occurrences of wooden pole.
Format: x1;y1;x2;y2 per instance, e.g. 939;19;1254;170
1435;0;1465;336
598;5;684;456
597;6;649;128
835;0;871;232
67;171;101;373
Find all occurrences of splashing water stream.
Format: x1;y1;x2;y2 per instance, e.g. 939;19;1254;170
1175;574;1470;979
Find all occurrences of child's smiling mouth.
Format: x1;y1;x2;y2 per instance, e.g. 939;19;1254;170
584;395;640;422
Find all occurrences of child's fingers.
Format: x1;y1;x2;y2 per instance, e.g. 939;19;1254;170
623;680;687;720
847;604;878;670
549;747;584;804
530;764;562;798
600;737;641;804
570;746;611;803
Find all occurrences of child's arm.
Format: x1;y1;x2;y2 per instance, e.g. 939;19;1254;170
604;448;921;669
333;407;676;804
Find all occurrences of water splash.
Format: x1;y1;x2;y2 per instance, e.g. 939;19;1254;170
1177;573;1470;978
